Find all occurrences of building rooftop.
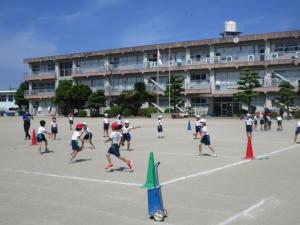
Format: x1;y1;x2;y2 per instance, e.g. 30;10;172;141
0;90;17;94
24;30;300;64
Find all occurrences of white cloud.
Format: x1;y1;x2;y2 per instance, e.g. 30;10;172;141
38;0;126;22
120;16;173;47
0;28;57;88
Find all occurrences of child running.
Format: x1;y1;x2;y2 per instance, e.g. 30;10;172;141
37;120;51;154
294;120;300;143
104;122;133;171
157;115;163;138
50;117;58;140
122;120;141;151
103;113;110;137
70;124;84;163
82;122;95;149
259;112;264;130
198;119;217;157
194;115;202;138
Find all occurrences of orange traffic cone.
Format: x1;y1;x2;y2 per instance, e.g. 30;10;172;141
244;135;255;160
31;129;38;145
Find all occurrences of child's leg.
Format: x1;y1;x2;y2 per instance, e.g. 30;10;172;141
106;153;112;164
127;141;130;150
118;155;133;169
38;142;42;153
198;143;203;155
45;140;48;151
70;151;78;161
89;138;95;149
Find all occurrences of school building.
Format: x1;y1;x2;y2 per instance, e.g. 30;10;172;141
0;90;18;115
23;23;300;116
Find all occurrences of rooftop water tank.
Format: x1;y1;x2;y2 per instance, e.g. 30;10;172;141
224;21;237;32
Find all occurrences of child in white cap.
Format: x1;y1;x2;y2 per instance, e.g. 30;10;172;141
122;120;141;150
82;122;95;149
198;119;217;157
157;115;163;138
103;113;110;137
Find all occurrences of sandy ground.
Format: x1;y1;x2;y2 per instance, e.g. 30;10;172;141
0;116;300;225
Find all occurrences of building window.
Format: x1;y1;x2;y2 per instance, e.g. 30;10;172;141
59;62;72;77
47;62;55;71
0;95;7;102
191;98;207;107
8;95;14;102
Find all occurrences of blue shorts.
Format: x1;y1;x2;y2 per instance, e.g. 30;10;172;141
246;125;253;133
104;123;109;130
71;140;81;151
195;126;202;133
108;143;120;157
157;125;163;132
201;135;211;145
295;127;300;135
123;133;131;142
37;133;46;143
84;133;92;140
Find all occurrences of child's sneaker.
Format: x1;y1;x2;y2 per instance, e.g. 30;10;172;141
211;153;217;157
105;163;113;169
127;160;133;170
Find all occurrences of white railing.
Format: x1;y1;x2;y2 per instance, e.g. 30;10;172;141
24;88;55;97
187;81;211;89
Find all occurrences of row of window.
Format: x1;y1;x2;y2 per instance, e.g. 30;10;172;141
0;95;15;102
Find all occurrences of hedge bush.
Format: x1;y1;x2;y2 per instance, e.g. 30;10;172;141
78;109;87;117
138;107;157;117
123;108;133;117
104;105;122;117
294;110;300;118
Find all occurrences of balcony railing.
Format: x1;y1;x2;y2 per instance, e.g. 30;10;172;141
187;81;211;89
24;88;55;98
25;71;56;80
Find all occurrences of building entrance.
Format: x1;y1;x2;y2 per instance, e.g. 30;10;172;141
214;97;240;116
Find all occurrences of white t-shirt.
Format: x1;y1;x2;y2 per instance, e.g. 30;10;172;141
37;126;46;134
72;131;82;140
110;131;122;144
51;121;57;128
201;126;209;135
297;121;300;127
245;118;253;126
103;118;109;124
277;116;282;121
122;126;133;134
158;119;162;126
195;120;201;126
83;127;91;135
69;116;73;121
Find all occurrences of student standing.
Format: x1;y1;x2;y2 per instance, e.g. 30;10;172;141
245;113;253;138
122;120;141;151
157;115;163;138
68;112;74;130
103;113;110;137
22;112;32;140
37;120;51;154
82;122;95;149
50;117;58;140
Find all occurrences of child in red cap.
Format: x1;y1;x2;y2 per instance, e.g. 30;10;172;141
104;122;133;171
69;123;84;163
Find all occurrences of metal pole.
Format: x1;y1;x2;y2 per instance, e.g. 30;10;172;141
156;48;159;113
168;47;171;113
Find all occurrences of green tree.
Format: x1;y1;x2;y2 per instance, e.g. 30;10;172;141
116;82;154;115
65;84;92;111
53;80;72;115
87;90;106;116
234;68;261;112
164;74;184;112
278;81;294;119
15;81;29;110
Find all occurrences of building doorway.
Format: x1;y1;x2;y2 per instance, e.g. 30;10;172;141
214;97;240;116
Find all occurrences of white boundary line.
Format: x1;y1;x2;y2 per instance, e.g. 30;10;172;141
0;169;142;187
1;145;298;187
215;198;266;225
161;144;299;186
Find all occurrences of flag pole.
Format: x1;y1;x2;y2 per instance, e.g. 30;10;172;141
168;47;171;113
156;47;159;113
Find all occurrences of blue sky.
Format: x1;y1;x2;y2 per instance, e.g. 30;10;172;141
0;0;299;89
